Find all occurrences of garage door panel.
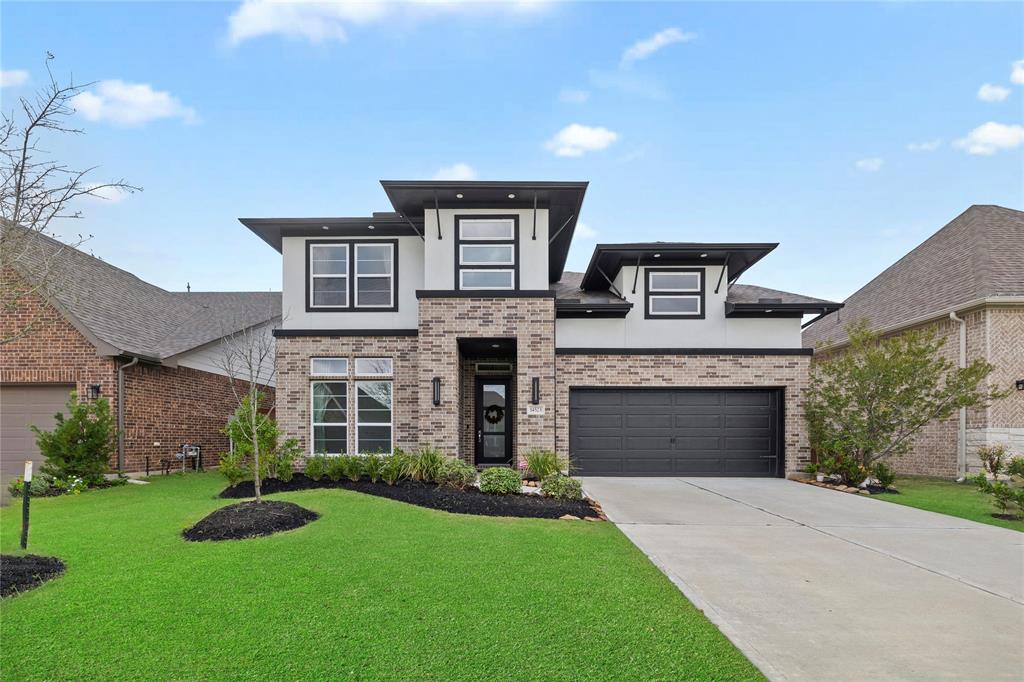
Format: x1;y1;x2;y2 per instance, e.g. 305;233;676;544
573;392;623;406
626;413;672;429
575;435;623;450
624;436;674;450
673;392;722;406
675;414;722;429
576;413;622;429
726;392;772;406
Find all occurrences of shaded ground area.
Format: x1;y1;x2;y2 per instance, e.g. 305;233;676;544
182;500;319;542
1;554;65;597
221;475;600;519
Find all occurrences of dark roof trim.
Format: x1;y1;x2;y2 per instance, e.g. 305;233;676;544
240;217;421;253
725;301;844;318
580;242;777;290
273;329;418;338
416;289;555;299
555;301;633;319
556;347;813;356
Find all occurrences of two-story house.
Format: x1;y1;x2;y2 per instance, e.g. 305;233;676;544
243;180;841;477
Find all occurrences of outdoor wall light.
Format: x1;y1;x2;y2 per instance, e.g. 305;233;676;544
86;384;101;400
432;377;442;406
1016;379;1024;391
531;377;541;405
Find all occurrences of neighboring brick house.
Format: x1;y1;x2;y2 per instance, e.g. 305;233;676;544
803;205;1024;478
245;180;841;477
0;228;279;488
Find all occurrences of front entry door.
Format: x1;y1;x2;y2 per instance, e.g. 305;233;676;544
475;377;513;466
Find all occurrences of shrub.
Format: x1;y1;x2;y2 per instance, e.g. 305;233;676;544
218;449;249;487
978;443;1010;477
220;396;297;487
541;473;583;500
972;474;1022;519
524;449;563;480
326;456;346;482
872;461;897;489
7;474;53;498
410;446;446;483
380;450;410;486
271;438;300;482
438;458;477;490
53;476;87;495
363;454;385;483
820;453;866;485
1007;457;1024;479
304;455;327;481
801;462;819;474
32;392;115;485
339;455;364;482
479;467;521;495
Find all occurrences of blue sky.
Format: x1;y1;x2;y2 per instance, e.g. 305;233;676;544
2;1;1022;302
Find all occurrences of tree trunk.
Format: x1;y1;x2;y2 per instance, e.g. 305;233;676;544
252;400;262;503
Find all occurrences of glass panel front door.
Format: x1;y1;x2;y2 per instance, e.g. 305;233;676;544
475;377;512;465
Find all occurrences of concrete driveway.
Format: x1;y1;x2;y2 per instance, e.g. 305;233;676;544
583;477;1024;682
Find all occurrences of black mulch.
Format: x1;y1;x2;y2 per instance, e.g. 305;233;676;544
182;500;320;542
1;555;65;598
220;475;600;520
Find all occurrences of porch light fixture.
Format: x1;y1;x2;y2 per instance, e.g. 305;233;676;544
653;253;661;258
491;343;500;349
456;193;464;199
508;193;516;199
432;377;442;406
86;384;101;400
1016;379;1024;391
586;309;593;314
531;377;540;405
321;225;329;230
700;252;708;258
367;225;375;230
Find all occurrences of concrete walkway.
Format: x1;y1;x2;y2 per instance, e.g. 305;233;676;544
583;477;1024;682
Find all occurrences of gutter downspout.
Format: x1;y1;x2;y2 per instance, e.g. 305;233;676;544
949;312;967;479
117;356;139;474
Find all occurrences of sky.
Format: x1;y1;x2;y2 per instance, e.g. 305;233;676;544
2;1;1022;302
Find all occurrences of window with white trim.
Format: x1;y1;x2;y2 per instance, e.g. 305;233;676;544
311;381;347;455
356;381;392;454
354;243;394;308
645;269;704;319
456;217;516;290
311;358;348;376
309;244;348;308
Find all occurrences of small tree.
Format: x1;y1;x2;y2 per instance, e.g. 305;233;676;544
807;322;1007;469
31;391;116;484
221;394;298;487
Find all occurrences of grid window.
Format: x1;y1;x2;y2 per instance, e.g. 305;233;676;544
311;381;348;455
356;381;393;454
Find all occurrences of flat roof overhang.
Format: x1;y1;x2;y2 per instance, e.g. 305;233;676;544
725;302;844;318
580;243;778;291
239;216;422;253
554;301;633;318
380;180;588;282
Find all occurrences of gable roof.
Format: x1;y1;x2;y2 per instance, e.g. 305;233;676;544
9;227;280;361
802;205;1024;348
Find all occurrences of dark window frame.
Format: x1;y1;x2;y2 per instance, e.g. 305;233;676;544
643;267;706;320
305;238;400;313
454;215;519;291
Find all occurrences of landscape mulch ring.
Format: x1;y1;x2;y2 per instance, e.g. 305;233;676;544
1;555;65;598
221;475;601;520
182;500;319;542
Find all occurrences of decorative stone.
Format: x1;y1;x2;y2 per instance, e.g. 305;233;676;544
559;514;580;521
859;489;871;495
584;516;600;522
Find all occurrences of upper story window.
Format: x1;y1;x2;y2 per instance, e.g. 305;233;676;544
307;240;397;312
644;268;705;319
456;216;517;290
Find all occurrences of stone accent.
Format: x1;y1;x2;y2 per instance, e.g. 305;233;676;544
555;353;812;473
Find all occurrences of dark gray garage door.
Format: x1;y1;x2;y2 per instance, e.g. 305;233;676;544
569;388;782;477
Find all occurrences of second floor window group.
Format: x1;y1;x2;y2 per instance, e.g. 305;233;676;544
309;241;396;310
457;216;517;290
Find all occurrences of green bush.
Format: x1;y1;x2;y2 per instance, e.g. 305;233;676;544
339;455;364;482
7;473;53;497
971;474;1023;519
271;438;300;482
479;467;521;495
1007;457;1024;478
363;454;385;483
541;473;583;500
380;450;410;486
524;449;563;480
218;449;249;487
820;453;866;485
438;458;477;490
872;461;897;489
32;391;115;485
304;455;327;481
220;394;296;486
326;456;346;482
52;476;87;495
977;443;1010;476
410;446;446;483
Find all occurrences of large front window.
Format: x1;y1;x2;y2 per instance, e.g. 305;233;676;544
307;240;396;311
309;356;394;455
645;268;704;319
311;381;348;454
456;217;516;290
356;381;393;454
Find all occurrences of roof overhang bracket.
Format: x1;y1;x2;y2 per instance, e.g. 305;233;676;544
548;213;575;245
714;253;730;294
400;212;424;241
631;254;642;294
531;193;538;240
433;192;442;240
596;265;624;299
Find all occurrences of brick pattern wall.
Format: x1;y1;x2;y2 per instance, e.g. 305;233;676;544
555;353;812;473
275;335;420;459
418;297;556;463
986;306;1024;430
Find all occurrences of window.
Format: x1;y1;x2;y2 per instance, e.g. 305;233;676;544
311;358;348;376
355;357;393;376
309;244;348;308
456;216;517;290
311;382;347;454
356;381;393;454
645;268;704;319
354;243;394;308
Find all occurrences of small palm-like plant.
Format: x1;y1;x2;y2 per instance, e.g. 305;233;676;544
524;449;564;480
339;455;364;482
411;446;446;483
363;454;385;483
380;450;410;486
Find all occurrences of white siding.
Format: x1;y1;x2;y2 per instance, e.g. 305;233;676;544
175;319;279;386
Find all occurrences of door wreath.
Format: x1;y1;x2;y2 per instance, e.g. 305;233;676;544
484;404;504;425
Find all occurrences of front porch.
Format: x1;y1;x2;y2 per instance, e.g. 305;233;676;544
457;337;517;468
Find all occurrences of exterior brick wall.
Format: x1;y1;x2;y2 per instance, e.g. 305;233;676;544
555;353;812;473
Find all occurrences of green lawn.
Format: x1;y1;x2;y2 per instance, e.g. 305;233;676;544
873;477;1024;532
0;473;762;681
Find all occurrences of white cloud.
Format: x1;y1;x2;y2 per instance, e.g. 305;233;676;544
432;162;477;181
84;184;131;203
545;123;619;157
907;139;942;153
227;0;551;46
1011;59;1024;86
575;221;597;239
855;157;884;172
0;69;29;88
559;88;589;104
977;83;1010;102
72;80;199;126
953;121;1024;155
621;27;695;66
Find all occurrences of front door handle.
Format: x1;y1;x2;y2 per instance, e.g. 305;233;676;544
477;429;482;443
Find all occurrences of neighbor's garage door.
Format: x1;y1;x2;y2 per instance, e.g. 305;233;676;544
569;388;781;476
1;385;74;484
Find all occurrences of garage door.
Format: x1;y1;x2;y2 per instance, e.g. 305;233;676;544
569;388;781;477
1;385;74;489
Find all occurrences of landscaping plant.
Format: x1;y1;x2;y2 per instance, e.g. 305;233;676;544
971;474;1024;519
872;461;897;490
1007;457;1024;479
7;473;53;498
379;450;410;486
524;449;564;480
410;446;446;483
218;450;249;487
806;322;1006;472
339;455;364;482
326;456;346;482
363;455;385;483
438;458;477;490
977;443;1010;477
479;467;521;495
31;392;116;486
221;396;297;491
304;455;327;481
819;453;866;485
541;473;583;501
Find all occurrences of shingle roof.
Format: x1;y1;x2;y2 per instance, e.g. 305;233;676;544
10;227;280;360
802;205;1024;348
549;271;626;304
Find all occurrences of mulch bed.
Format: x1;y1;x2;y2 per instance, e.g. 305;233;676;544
1;555;65;598
182;500;320;542
221;475;602;520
